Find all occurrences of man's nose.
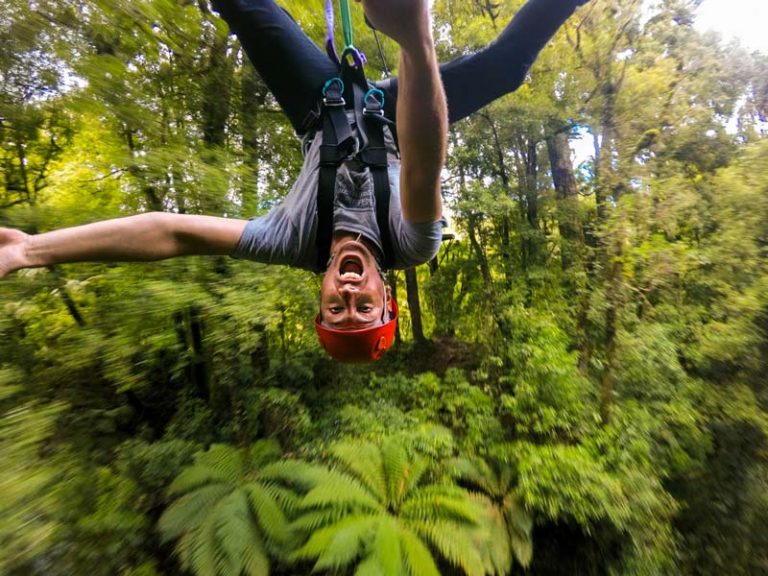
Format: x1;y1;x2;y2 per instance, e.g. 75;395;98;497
339;284;360;296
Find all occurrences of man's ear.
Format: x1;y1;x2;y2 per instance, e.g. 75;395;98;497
385;285;393;311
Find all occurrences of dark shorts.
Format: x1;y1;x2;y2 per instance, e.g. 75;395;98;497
212;0;583;135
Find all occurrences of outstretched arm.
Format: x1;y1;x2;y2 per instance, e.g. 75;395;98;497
0;213;247;278
363;0;447;224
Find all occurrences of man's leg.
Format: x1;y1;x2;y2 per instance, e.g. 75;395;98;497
376;0;588;124
212;0;338;134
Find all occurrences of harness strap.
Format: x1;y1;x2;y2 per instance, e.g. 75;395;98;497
316;66;396;271
316;78;354;270
358;88;394;270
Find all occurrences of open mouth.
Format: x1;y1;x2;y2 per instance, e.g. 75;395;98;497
339;257;364;279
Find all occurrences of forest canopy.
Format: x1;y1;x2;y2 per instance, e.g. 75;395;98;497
1;0;768;575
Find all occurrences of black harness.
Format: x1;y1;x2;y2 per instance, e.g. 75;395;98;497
314;59;396;272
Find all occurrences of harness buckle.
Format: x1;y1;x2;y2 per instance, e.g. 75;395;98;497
322;77;346;107
362;87;385;117
323;96;346;107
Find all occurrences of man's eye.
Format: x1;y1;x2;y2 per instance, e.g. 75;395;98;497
358;305;373;313
330;306;343;314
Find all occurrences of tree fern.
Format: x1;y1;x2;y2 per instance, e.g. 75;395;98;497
289;439;485;576
159;441;289;576
446;455;535;572
330;442;387;500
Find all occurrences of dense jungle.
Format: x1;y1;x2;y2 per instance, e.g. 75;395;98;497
2;0;768;574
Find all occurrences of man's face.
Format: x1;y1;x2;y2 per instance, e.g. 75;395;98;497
319;239;389;329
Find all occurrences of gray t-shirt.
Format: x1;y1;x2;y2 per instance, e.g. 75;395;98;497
232;121;442;271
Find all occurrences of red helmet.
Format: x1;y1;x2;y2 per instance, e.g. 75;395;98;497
315;299;398;363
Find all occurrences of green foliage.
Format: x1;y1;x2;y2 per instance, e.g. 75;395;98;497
0;376;64;573
446;454;534;573
287;438;486;576
159;441;290;576
497;306;594;442
2;1;768;575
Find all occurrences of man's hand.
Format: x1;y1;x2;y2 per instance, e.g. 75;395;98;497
359;0;433;52
0;228;28;278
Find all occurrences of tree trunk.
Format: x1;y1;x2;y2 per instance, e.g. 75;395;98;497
240;66;269;214
468;216;491;284
405;267;426;344
546;129;591;374
523;140;541;270
484;113;514;286
174;307;209;401
201;29;232;148
546;130;584;271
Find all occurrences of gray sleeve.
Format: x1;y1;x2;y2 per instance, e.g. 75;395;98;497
231;207;304;267
387;164;443;268
393;218;443;267
231;146;320;270
232;204;316;270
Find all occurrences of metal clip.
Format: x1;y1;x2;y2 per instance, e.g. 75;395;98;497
322;77;346;107
323;96;346;107
362;87;385;116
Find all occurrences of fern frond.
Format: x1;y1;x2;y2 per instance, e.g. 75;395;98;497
241;533;270;576
212;489;255;575
381;439;410;508
503;493;532;537
401;485;481;525
445;457;496;496
291;508;351;534
372;515;401;576
175;529;199;572
503;495;533;568
497;460;514;495
400;454;430;500
301;473;382;513
159;484;232;542
330;442;387;502
293;515;377;568
189;503;220;576
193;444;244;482
312;515;379;571
398;526;440;576
469;492;510;576
355;554;387;576
244;482;289;547
260;459;334;492
257;482;302;517
413;520;485;576
243;504;270;576
510;534;533;569
167;465;230;497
